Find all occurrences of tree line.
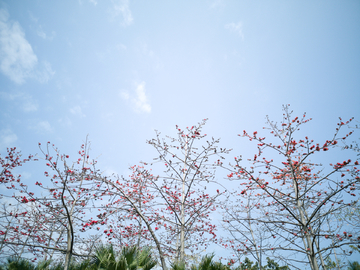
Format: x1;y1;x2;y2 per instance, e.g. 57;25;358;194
0;105;359;270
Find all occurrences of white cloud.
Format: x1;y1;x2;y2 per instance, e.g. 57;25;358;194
21;96;38;112
210;0;224;9
133;82;151;113
116;43;127;50
36;26;55;41
225;22;244;40
120;82;151;113
119;90;129;100
35;61;55;83
141;43;163;70
78;0;98;6
0;129;17;150
110;0;133;26
29;11;56;40
28;11;38;23
70;105;86;118
0;8;54;84
0;9;37;84
29;120;53;134
0;91;38;112
142;43;154;58
58;117;72;127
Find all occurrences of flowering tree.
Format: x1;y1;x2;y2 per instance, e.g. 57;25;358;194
0;141;106;269
0;147;33;258
100;165;167;268
223;105;359;270
221;191;272;268
100;120;230;269
0;147;33;187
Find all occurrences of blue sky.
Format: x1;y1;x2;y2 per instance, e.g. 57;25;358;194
1;0;359;168
1;0;359;191
0;0;360;264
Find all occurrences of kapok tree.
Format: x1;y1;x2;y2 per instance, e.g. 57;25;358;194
221;189;274;269
100;120;229;269
0;147;33;257
144;120;229;263
6;140;106;269
98;165;157;249
99;165;165;265
223;105;359;270
0;147;33;187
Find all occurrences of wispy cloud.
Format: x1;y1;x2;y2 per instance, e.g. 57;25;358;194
210;0;224;9
0;91;38;112
36;25;55;40
0;8;54;84
58;117;72;127
109;0;133;26
119;91;129;100
78;0;98;6
29;120;53;134
35;61;55;83
29;12;56;40
141;43;163;70
133;82;151;113
225;22;244;40
70;105;86;118
0;128;17;150
116;43;127;50
120;82;151;113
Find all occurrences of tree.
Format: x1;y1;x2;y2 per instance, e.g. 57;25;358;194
222;190;271;268
0;147;33;258
222;105;359;270
0;147;33;187
100;120;230;269
1;140;106;269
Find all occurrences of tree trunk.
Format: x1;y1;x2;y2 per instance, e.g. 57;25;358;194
179;139;188;262
64;225;72;270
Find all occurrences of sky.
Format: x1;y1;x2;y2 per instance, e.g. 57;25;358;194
1;0;359;168
0;0;360;263
0;0;360;170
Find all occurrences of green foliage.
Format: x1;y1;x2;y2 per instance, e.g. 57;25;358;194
136;247;157;270
348;261;360;270
171;261;186;270
91;244;157;270
264;257;289;270
0;245;157;270
0;257;35;270
172;254;230;270
193;254;230;270
324;257;339;270
237;257;258;270
235;257;289;270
